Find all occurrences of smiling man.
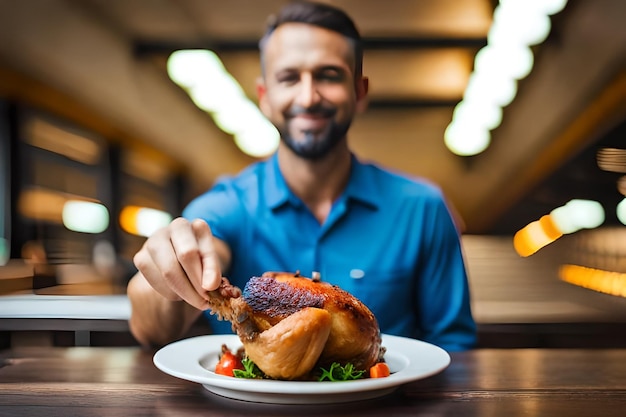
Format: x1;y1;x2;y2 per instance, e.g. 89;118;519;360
257;19;366;161
128;1;476;352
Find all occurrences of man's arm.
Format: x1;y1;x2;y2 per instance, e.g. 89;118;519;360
416;196;476;351
127;272;203;347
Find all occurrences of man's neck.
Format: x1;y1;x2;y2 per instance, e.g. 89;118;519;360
277;142;352;224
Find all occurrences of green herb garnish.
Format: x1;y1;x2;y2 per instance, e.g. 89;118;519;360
233;357;265;379
232;358;365;381
318;362;365;381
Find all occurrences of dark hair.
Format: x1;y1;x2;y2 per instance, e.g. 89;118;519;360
259;1;363;77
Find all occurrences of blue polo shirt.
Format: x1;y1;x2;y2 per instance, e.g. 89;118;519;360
183;154;476;351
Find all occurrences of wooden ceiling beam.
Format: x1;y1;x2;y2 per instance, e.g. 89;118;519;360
133;36;486;56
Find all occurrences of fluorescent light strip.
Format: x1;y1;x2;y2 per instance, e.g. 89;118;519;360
445;0;569;156
167;50;279;158
560;264;626;298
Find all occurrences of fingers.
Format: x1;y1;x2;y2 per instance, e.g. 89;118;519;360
133;217;214;311
133;247;181;301
168;218;222;293
191;219;223;292
135;248;208;311
168;218;207;297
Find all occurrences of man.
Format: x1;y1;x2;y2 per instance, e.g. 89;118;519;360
128;1;476;351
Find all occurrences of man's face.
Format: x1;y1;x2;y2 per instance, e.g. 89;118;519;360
257;23;366;160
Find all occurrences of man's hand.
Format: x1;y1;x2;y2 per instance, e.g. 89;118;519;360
133;217;228;310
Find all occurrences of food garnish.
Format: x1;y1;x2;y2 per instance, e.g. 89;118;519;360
318;362;366;381
216;346;391;381
369;362;391;378
214;344;244;377
232;357;265;379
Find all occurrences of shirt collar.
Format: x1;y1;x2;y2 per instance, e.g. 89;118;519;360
263;153;380;211
264;153;293;209
343;154;379;210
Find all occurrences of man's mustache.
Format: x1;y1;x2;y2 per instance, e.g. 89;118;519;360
286;104;336;118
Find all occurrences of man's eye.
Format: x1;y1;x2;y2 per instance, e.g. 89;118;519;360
276;74;299;84
317;71;344;82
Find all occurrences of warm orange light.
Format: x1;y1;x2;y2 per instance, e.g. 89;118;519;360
514;200;604;257
119;206;172;237
119;206;142;236
560;264;626;298
513;215;562;257
18;188;67;223
538;214;563;241
26;119;102;165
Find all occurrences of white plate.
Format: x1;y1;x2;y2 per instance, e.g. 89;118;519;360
153;334;450;404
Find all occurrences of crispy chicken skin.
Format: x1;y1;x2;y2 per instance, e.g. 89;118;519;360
204;271;383;380
243;307;332;380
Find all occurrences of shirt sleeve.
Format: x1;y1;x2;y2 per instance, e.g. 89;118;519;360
181;180;243;247
415;194;477;351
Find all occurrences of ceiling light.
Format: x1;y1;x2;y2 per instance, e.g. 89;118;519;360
500;0;570;17
444;122;491;156
514;198;605;257
120;206;172;237
167;50;279;158
188;81;244;115
550;199;605;234
539;0;570;15
212;99;258;135
490;3;552;47
474;43;535;81
617;198;626;225
445;0;568;157
62;200;109;234
167;50;225;88
513;215;562;257
464;71;518;108
453;100;503;131
560;264;626;298
234;118;280;158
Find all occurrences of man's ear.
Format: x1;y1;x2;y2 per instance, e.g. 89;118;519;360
355;76;369;113
256;77;270;116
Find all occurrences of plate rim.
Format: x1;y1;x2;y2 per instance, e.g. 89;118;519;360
153;333;450;398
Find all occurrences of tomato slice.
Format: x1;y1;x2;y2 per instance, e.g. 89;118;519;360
215;345;244;377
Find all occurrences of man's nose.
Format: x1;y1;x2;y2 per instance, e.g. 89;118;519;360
295;74;321;108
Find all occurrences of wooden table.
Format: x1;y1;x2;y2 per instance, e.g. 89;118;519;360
1;346;625;416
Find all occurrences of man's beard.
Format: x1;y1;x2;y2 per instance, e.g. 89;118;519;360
280;104;351;160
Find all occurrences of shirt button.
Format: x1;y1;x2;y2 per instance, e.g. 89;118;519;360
350;269;365;279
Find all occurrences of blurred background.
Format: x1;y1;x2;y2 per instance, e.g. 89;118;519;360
1;0;625;347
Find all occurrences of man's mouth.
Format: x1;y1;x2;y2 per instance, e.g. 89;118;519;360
291;114;329;132
287;104;336;119
287;105;336;133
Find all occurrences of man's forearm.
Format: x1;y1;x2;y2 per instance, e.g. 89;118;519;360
127;273;202;347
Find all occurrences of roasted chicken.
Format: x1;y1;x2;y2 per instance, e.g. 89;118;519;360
204;271;383;380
